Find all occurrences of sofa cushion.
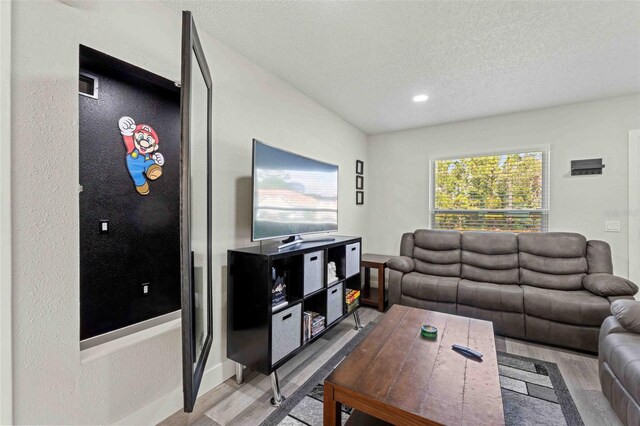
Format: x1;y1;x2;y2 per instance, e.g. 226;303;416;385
519;232;587;258
518;232;587;290
399;295;457;315
520;253;588;275
414;229;460;250
611;300;640;333
522;285;610;326
600;331;640;405
526;315;599;352
413;229;461;277
462;231;518;254
456;305;525;338
402;272;459;303
461;232;519;284
457;280;524;313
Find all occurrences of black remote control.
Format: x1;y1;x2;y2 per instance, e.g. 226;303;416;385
452;344;483;360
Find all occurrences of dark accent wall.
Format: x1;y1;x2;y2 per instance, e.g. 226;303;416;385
79;46;181;341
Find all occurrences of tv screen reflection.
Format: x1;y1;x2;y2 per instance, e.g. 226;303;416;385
253;141;338;241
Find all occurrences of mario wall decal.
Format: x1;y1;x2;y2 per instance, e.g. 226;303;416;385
118;116;165;195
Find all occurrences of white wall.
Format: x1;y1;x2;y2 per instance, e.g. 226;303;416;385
10;1;367;424
367;94;640;277
0;0;13;423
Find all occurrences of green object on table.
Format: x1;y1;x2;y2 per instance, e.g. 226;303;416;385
421;324;438;340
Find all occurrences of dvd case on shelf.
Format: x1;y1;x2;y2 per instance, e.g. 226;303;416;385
272;267;287;310
345;289;360;313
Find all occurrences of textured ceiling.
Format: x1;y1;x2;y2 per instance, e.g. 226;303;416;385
161;1;640;134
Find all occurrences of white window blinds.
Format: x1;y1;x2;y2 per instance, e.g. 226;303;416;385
431;150;548;232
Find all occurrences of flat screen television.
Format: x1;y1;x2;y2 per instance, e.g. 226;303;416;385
252;140;338;241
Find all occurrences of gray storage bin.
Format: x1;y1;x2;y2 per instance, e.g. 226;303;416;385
303;251;324;295
326;282;344;325
345;242;360;278
271;303;301;365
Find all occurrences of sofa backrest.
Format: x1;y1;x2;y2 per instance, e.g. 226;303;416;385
461;232;519;284
518;232;588;290
401;230;615;287
400;229;613;290
587;240;613;274
411;229;461;277
399;232;414;257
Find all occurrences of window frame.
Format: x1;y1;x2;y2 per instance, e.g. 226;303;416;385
428;146;550;232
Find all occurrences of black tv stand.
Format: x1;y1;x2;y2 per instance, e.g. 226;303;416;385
227;236;362;406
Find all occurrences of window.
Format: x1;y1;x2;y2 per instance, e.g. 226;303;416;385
431;150;548;232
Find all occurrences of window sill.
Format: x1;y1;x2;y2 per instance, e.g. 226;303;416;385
80;310;181;364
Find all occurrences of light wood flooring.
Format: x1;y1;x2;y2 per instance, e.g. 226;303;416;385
159;307;621;426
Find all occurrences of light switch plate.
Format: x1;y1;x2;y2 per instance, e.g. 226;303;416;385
99;220;109;234
605;220;621;233
142;283;149;294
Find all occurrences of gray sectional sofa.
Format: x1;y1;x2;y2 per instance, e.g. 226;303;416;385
388;229;638;352
599;300;640;425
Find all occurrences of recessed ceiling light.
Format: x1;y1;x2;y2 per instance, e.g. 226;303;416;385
413;94;429;102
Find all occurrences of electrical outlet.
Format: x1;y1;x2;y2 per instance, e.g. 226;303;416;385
142;283;149;295
605;220;621;233
99;220;109;234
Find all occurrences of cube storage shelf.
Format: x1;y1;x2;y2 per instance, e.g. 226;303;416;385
227;236;362;377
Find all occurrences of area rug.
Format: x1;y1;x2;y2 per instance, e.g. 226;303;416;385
497;352;583;426
260;328;584;426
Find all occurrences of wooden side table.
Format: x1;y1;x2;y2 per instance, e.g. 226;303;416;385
360;253;394;312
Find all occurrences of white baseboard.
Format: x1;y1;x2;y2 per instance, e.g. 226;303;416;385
116;358;236;425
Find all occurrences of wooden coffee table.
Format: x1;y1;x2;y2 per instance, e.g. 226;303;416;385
323;305;504;426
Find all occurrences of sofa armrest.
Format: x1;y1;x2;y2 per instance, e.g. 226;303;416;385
583;273;638;297
599;316;627;360
601;316;627;337
387;256;414;306
610;300;640;333
387;256;414;273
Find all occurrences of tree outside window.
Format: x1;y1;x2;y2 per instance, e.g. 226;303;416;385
431;151;548;232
